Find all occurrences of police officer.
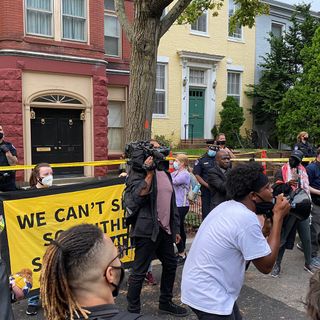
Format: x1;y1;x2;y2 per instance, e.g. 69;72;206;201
193;141;217;220
0;126;18;192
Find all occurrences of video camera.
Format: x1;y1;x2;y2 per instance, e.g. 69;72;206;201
263;188;311;221
124;140;170;171
205;139;220;151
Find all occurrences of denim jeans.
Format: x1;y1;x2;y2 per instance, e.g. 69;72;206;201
127;228;177;313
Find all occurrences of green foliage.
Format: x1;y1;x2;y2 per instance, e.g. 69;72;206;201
153;134;172;147
219;97;245;147
210;125;219;139
177;0;269;32
246;4;320;142
277;26;320;145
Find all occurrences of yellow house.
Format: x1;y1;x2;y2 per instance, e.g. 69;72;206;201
152;1;255;146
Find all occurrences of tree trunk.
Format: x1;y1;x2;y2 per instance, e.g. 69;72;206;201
125;2;161;143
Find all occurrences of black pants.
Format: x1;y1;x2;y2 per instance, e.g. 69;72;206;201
311;203;320;258
0;258;15;320
191;303;242;320
201;188;212;220
127;228;177;313
176;206;189;254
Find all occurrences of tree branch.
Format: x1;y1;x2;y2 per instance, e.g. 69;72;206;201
115;0;134;43
159;0;192;38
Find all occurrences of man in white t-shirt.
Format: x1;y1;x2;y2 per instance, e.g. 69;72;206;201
181;162;290;319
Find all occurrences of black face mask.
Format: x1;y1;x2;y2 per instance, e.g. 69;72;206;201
289;157;300;168
0;133;3;140
254;194;274;217
303;137;309;142
109;266;125;297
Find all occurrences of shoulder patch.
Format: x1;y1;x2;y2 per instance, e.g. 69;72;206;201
194;160;199;166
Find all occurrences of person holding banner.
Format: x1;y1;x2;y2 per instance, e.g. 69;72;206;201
40;224;152;320
26;163;53;316
0;125;18;192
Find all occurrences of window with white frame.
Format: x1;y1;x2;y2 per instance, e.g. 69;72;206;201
104;0;121;56
62;0;86;41
153;64;167;115
25;0;53;36
108;101;125;152
227;72;241;104
191;11;208;33
271;22;285;38
228;0;242;39
189;69;206;86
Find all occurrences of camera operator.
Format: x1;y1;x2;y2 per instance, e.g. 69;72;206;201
125;140;188;317
271;150;315;277
0;126;18;192
181;162;290;320
193;142;218;220
215;133;235;158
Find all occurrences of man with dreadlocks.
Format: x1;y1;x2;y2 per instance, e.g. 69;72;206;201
40;224;153;320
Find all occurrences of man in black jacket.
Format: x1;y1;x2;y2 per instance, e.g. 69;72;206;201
126;141;188;317
208;150;231;211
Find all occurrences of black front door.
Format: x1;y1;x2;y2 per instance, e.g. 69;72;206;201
31;108;84;176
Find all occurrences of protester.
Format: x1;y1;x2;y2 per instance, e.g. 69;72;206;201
181;162;290;319
26;163;53;316
215;133;235;158
40;223;152;320
193;143;217;220
125;140;188;316
306;148;320;266
306;269;320;320
0;125;18;192
271;150;317;277
294;131;316;159
207;149;231;210
171;154;191;265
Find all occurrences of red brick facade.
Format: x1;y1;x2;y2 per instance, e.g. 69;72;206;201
0;0;133;180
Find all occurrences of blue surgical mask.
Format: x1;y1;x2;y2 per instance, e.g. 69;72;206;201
173;161;180;170
208;150;216;157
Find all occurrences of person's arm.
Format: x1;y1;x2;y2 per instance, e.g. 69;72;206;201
224;147;235;158
252;194;290;274
0;145;17;166
171;171;190;186
195;174;208;189
310;186;320;196
139;156;154;196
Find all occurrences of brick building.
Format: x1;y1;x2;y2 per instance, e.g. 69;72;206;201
0;0;132;181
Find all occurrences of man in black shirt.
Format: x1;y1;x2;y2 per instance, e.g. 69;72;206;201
40;224;154;320
0;126;18;191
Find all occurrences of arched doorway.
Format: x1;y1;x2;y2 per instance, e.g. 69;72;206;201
30;94;85;176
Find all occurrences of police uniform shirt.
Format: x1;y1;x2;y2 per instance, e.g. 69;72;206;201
193;154;216;185
0;141;17;176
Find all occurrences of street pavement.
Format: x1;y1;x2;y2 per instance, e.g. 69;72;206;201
12;240;311;320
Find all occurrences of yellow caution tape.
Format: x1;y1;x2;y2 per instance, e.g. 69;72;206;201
0;156;314;172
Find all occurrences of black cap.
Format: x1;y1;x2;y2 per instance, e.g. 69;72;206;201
206;139;215;145
290;150;304;162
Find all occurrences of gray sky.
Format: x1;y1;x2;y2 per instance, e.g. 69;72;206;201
279;0;320;11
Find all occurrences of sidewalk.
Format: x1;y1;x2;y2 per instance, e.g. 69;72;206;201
12;238;310;319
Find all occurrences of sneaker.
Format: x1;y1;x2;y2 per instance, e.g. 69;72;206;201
145;271;157;285
177;254;187;265
297;242;303;252
310;257;320;269
304;264;315;275
159;301;189;317
26;305;38;316
271;263;281;278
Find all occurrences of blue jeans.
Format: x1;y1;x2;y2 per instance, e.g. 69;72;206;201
28;294;40;306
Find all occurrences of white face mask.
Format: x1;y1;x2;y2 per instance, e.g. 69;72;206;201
40;175;53;187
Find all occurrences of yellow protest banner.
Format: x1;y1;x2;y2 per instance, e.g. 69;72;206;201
0;179;134;290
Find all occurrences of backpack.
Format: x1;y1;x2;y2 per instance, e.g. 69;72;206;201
187;172;201;202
